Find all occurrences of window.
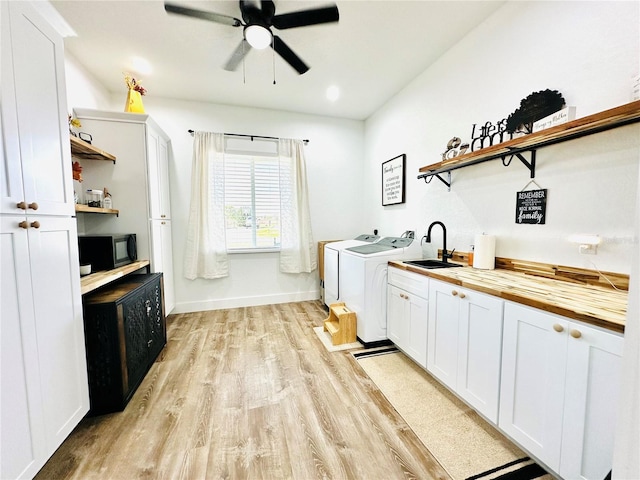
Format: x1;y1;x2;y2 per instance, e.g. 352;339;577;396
223;138;281;252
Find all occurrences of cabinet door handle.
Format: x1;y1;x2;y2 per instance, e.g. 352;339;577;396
451;290;458;296
553;323;564;333
28;202;38;210
570;329;582;339
18;220;29;229
16;201;27;210
459;292;466;299
161;214;166;218
30;221;40;229
161;221;166;225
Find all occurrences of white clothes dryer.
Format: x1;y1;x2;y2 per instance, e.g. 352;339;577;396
340;237;422;346
323;234;379;307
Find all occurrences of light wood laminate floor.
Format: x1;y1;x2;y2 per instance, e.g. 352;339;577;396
36;301;450;479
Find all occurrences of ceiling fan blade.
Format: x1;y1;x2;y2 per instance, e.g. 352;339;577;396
260;0;275;20
164;3;242;27
224;40;250;71
272;36;309;74
272;4;339;30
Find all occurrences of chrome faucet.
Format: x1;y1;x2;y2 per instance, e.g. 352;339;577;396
426;221;454;263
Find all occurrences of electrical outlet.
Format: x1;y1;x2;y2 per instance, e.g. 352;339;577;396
579;244;597;255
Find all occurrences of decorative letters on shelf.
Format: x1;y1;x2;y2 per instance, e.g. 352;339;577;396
382;154;406;206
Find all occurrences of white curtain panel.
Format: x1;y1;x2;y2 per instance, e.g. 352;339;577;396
278;138;317;273
183;132;229;279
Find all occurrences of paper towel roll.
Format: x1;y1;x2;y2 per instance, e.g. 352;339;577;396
473;234;496;270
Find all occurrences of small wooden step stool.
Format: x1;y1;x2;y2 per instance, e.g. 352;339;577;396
323;302;357;345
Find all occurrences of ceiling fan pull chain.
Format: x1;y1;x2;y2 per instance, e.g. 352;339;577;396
272;36;276;85
242;40;246;85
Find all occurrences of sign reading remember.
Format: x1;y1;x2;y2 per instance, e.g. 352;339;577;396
515;188;547;224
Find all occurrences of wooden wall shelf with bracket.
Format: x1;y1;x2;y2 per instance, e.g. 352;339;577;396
70;135;116;163
75;204;119;216
418;100;640;189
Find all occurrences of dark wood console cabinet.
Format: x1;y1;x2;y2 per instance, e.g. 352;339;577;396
82;273;165;415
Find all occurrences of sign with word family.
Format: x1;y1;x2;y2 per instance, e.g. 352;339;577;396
516;189;547;224
382;154;406;206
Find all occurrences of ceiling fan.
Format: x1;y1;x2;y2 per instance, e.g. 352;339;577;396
164;1;339;75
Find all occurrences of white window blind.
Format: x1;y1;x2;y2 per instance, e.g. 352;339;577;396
223;138;281;251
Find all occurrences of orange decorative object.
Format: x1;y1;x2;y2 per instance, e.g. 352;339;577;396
72;161;83;182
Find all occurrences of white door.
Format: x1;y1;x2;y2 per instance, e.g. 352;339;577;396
559;323;623;480
427;279;459;390
405;291;428;368
387;284;407;347
28;216;89;449
499;302;568;471
0;217;46;479
457;289;503;423
151;218;175;314
0;1;73;217
146;126;171;220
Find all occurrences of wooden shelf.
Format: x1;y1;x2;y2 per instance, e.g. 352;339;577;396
418;100;640;185
75;204;119;215
70;135;116;163
80;260;151;295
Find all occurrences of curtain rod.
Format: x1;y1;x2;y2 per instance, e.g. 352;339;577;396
188;130;309;145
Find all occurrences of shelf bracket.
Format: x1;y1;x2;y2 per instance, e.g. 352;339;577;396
502;149;537;178
421;171;451;191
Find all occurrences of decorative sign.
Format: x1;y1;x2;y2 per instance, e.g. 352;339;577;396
382;154;406;206
470;118;511;152
515;189;547;224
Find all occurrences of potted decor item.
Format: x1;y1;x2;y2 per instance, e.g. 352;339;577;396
124;73;147;113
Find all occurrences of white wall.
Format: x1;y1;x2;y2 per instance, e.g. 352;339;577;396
365;0;640;274
65;62;365;312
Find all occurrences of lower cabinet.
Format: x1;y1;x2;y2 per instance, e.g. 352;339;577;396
82;273;166;415
427;278;504;423
387;267;429;367
499;301;623;479
1;216;89;479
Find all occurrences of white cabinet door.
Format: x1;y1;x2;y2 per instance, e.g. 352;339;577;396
559;322;623;480
457;289;503;422
499;302;568;471
151;219;175;314
28;216;89;450
427;280;459;390
387;284;407;347
0;216;89;478
404;291;428;368
147;126;171;220
0;217;46;480
387;284;428;367
0;1;73;217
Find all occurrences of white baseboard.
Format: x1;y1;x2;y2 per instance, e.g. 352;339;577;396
172;290;320;314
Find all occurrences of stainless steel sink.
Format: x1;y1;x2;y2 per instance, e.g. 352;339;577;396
404;259;463;269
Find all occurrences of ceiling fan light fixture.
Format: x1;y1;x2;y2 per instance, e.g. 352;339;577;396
245;24;272;49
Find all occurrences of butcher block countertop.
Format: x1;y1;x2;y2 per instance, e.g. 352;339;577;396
389;260;628;334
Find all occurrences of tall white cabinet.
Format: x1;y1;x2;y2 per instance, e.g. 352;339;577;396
1;2;89;478
73;109;175;313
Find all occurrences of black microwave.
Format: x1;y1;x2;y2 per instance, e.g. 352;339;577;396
78;234;137;271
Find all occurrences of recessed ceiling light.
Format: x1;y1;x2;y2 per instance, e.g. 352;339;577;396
131;56;152;76
326;85;340;102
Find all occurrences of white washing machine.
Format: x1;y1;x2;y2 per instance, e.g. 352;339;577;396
323;234;380;307
340;237;422;346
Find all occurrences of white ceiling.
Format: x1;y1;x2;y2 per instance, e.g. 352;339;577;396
51;0;505;120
